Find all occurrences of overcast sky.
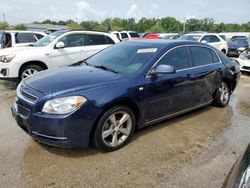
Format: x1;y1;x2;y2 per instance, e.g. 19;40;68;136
1;0;250;24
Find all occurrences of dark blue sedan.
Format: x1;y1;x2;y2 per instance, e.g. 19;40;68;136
11;40;240;151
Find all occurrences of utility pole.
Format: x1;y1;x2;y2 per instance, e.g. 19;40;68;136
2;13;6;22
183;17;186;34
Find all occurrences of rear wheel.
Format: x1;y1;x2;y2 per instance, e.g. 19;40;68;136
213;81;230;107
94;106;135;152
20;65;44;81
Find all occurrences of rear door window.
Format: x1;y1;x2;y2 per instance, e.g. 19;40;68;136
15;33;36;43
157;47;191;70
129;32;139;38
86;34;108;45
208;35;220;43
59;34;85;48
121;33;129;39
190;46;213;66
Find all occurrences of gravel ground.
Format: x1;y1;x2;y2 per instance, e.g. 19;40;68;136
0;74;250;188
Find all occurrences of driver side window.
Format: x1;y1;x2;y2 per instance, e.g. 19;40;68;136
59;34;85;48
157;47;191;70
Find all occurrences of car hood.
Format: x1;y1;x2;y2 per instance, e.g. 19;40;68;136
228;43;248;50
24;65;123;95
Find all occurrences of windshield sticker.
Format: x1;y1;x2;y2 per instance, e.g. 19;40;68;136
137;48;157;53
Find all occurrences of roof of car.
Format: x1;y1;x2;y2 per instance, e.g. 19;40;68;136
124;39;204;48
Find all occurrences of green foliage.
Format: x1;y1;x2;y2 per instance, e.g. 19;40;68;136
146;24;165;33
14;24;27;30
11;17;250;33
0;22;9;30
67;21;83;29
94;24;108;31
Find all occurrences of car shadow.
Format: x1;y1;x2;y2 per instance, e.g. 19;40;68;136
39;105;215;157
1;80;17;90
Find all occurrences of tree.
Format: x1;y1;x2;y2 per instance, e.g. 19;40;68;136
14;24;27;30
0;22;9;30
67;21;82;29
161;17;182;33
146;24;165;33
94;24;108;31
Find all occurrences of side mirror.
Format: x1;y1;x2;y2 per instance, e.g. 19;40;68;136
55;41;65;49
150;64;176;76
201;40;208;44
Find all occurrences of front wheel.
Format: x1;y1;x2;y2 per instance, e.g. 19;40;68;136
20;65;44;81
94;106;136;152
213;82;230;107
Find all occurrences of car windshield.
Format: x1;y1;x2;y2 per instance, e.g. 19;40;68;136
33;30;67;47
179;35;201;41
230;39;248;46
87;42;160;74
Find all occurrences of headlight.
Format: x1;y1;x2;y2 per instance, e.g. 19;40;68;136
238;47;246;51
42;96;86;114
0;54;16;63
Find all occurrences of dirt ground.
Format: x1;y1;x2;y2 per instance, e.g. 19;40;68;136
0;74;250;188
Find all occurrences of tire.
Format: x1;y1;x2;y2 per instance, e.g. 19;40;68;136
94;106;136;152
213;81;230;107
221;49;226;54
20;64;44;81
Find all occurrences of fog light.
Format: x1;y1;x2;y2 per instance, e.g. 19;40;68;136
0;68;8;76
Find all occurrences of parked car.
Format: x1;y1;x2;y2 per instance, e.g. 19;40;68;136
143;33;160;39
223;143;250;188
0;30;120;82
11;40;240;151
237;49;250;72
0;30;46;49
111;31;140;40
179;33;228;54
228;37;249;56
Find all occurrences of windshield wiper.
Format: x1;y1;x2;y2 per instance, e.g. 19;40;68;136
81;60;90;66
93;65;119;74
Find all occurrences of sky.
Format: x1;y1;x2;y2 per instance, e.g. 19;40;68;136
0;0;250;24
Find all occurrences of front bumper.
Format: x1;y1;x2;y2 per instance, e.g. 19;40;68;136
11;93;100;148
237;59;250;72
0;62;19;79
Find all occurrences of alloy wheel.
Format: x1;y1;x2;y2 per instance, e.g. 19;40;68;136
21;68;38;79
219;82;229;104
101;111;132;148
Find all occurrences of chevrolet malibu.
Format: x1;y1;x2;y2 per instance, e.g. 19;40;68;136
11;40;240;151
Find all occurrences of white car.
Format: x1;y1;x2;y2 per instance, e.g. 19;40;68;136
237;49;250;72
0;30;46;49
111;31;140;40
179;33;228;54
0;30;120;82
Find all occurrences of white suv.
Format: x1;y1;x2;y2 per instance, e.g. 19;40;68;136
0;30;120;82
111;31;140;40
179;33;228;54
0;30;46;49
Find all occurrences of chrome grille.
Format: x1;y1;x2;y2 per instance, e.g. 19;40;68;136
20;89;38;103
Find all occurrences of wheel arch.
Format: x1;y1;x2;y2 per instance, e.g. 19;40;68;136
19;61;48;78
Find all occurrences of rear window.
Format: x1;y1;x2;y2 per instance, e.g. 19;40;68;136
190;46;213;66
15;33;36;43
